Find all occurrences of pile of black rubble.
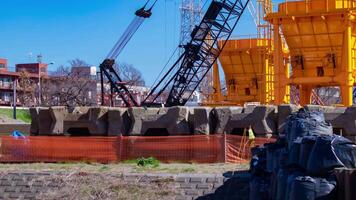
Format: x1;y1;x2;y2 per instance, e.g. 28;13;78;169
249;108;356;200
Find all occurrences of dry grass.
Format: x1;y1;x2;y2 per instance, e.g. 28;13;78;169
36;172;177;200
0;163;249;199
0;162;249;174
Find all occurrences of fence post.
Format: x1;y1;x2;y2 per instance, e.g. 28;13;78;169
118;135;123;162
223;133;227;163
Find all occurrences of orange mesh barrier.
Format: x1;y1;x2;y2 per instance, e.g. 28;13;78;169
0;135;275;164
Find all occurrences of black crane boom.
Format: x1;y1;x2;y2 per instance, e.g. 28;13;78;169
99;0;157;107
142;0;250;107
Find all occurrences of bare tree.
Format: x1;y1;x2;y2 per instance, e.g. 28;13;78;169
113;63;145;86
41;59;96;107
68;59;89;68
17;71;37;107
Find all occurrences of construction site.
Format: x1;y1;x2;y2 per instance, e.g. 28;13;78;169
0;0;356;199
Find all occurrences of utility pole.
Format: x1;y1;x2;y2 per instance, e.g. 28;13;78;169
37;54;42;106
13;78;17;119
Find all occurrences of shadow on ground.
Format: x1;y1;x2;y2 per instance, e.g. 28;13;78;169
195;170;250;200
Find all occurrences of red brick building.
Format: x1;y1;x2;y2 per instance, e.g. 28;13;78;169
0;59;48;106
0;59;8;71
16;63;48;75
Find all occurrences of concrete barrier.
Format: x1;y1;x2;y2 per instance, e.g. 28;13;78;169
27;105;356;137
303;105;347;113
107;107;129;136
29;107;40;135
49;106;68;135
304;105;356;136
188;107;213;135
326;107;356;136
128;106;190;136
277;104;299;135
213;106;243;134
212;106;277;136
31;107;63;136
38;108;53;135
63;107;108;136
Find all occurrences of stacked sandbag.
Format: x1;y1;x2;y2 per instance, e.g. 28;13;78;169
288;176;337;200
284;108;332;148
249;108;356;200
250;146;268;176
249;145;274;199
307;135;356;175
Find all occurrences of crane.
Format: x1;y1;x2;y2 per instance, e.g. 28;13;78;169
142;0;250;106
100;0;250;107
99;0;157;107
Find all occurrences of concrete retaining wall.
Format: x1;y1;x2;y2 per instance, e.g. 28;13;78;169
0;171;250;200
0;124;30;135
29;105;356;140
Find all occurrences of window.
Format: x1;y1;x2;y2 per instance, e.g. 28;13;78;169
245;88;251;95
40;67;47;72
0;64;5;68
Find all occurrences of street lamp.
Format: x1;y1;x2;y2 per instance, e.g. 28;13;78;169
38;62;54;106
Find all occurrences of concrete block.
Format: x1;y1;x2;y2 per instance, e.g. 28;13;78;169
29;107;40;135
63;107;108;136
277;104;299;135
49;106;68;135
128;106;190;136
188;107;213;135
107;107;129;136
213;107;243;134
304;105;346;113
38;108;52;135
213;106;277;136
243;104;258;113
326;106;356;136
302;105;356;136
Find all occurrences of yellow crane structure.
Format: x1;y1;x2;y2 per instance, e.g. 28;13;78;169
266;0;356;106
206;0;281;105
206;0;356;106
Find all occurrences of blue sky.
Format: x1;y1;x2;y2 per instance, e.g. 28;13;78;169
0;0;259;86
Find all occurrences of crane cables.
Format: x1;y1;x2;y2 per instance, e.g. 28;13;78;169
107;0;158;60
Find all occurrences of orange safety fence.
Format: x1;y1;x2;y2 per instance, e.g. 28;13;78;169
0;135;275;164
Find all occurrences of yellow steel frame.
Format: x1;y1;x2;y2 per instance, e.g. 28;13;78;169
266;0;356;106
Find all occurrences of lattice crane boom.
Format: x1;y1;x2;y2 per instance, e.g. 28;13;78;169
99;0;157;107
142;0;250;107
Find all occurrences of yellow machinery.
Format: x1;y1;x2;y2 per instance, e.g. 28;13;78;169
206;0;284;106
266;0;356;106
207;38;276;105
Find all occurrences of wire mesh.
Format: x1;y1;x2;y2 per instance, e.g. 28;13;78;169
0;135;275;164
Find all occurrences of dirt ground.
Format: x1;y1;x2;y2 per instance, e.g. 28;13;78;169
0;162;249;174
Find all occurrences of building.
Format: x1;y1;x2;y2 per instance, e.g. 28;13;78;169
16;63;48;75
0;59;49;106
0;59;8;71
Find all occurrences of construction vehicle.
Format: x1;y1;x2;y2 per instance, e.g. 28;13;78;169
99;0;250;107
99;0;157;107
